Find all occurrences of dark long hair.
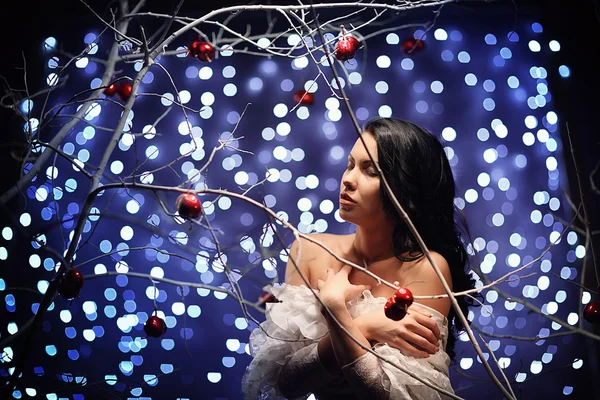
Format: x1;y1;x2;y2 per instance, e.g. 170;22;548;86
363;117;478;361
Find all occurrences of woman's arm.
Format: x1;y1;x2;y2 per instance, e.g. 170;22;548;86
323;296;389;399
276;335;339;398
353;304;441;357
275;240;448;399
318;265;392;399
321;254;453;400
275;237;343;398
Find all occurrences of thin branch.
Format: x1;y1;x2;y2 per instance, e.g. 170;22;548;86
310;8;514;398
82;271;264;313
480;334;516;399
566;122;599;329
78;0;143;46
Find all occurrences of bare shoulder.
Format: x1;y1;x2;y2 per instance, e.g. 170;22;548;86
290;233;344;264
399;251;453;316
285;233;348;288
419;252;452;280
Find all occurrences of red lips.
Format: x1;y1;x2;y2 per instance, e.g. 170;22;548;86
340;193;356;203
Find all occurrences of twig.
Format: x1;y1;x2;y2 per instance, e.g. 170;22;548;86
2;3;146;393
310;8;514;399
78;0;143;46
565;122;599;329
480;334;516;399
82;271;264;313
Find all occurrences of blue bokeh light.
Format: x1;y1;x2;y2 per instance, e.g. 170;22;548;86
0;11;587;400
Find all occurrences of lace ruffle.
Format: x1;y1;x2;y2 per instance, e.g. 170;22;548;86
242;283;454;400
242;284;328;399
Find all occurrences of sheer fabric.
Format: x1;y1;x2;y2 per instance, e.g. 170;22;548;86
242;283;454;400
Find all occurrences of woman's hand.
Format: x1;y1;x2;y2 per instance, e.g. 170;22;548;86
318;265;371;311
355;303;441;358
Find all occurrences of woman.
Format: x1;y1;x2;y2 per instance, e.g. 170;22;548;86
242;118;477;399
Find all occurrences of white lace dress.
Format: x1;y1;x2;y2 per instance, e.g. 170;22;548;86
242;283;455;400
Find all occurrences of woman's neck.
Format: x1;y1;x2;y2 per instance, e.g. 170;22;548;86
351;224;395;265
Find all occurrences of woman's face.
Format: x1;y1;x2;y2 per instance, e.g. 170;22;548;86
339;133;386;225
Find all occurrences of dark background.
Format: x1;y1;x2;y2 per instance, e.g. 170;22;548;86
0;0;598;398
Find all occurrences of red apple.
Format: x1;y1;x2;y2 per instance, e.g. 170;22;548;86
293;90;314;105
334;35;360;61
117;81;133;101
188;40;202;57
334;25;360;61
176;193;202;219
384;296;407;321
144;315;167;338
584;301;600;324
195;41;215;62
394;287;414;308
104;83;117;97
401;38;425;55
258;292;278;307
58;269;84;300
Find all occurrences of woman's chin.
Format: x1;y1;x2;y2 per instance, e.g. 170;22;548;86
339;208;357;223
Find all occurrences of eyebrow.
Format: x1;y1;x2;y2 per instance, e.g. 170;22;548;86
348;154;375;165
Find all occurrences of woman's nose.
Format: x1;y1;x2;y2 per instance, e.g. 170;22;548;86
342;170;357;190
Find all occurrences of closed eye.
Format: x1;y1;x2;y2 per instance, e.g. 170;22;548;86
347;155;379;176
346;163;378;177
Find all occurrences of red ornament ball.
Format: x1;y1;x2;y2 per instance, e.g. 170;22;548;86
401;38;425;55
384;296;407;321
58;269;84;300
144;315;167;338
394;287;414;307
117;82;133;101
176;193;202;219
335;33;360;61
384;287;414;321
258;292;278;307
293;89;314;105
584;301;600;324
104;83;117;97
188;40;203;57
189;41;215;62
